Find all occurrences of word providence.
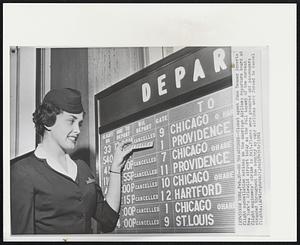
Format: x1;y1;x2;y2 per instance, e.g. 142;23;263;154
141;48;228;103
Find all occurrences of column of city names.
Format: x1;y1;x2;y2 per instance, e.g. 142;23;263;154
167;87;236;233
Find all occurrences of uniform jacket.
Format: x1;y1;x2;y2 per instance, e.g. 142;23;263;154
11;153;119;234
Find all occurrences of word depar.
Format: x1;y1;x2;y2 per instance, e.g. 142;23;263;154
142;48;228;103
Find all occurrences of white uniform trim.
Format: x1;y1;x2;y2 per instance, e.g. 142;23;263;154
34;144;78;181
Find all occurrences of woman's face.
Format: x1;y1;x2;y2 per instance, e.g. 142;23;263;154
48;111;84;152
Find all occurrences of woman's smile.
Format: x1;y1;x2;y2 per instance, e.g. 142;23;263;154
67;135;78;144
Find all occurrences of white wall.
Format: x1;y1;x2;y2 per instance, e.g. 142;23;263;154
10;47;17;158
10;47;36;158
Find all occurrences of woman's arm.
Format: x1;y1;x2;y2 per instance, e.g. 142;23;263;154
105;141;133;213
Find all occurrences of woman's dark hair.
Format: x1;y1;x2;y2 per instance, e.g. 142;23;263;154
32;102;63;137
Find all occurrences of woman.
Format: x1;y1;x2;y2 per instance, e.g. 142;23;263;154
11;88;133;234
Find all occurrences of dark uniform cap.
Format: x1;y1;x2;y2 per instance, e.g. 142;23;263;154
43;88;84;113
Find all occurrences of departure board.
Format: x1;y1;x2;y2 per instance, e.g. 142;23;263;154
99;86;235;233
95;47;236;233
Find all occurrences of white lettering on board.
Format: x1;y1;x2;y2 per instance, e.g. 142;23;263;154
213;48;227;72
158;74;167;96
142;83;151;102
175;66;186;88
193;59;206;81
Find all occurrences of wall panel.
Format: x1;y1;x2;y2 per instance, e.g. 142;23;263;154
10;47;36;158
51;48;89;163
87;47;144;176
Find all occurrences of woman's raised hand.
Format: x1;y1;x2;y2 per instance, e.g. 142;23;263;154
110;141;133;173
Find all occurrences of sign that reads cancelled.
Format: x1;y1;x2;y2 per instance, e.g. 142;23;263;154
99;47;232;127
